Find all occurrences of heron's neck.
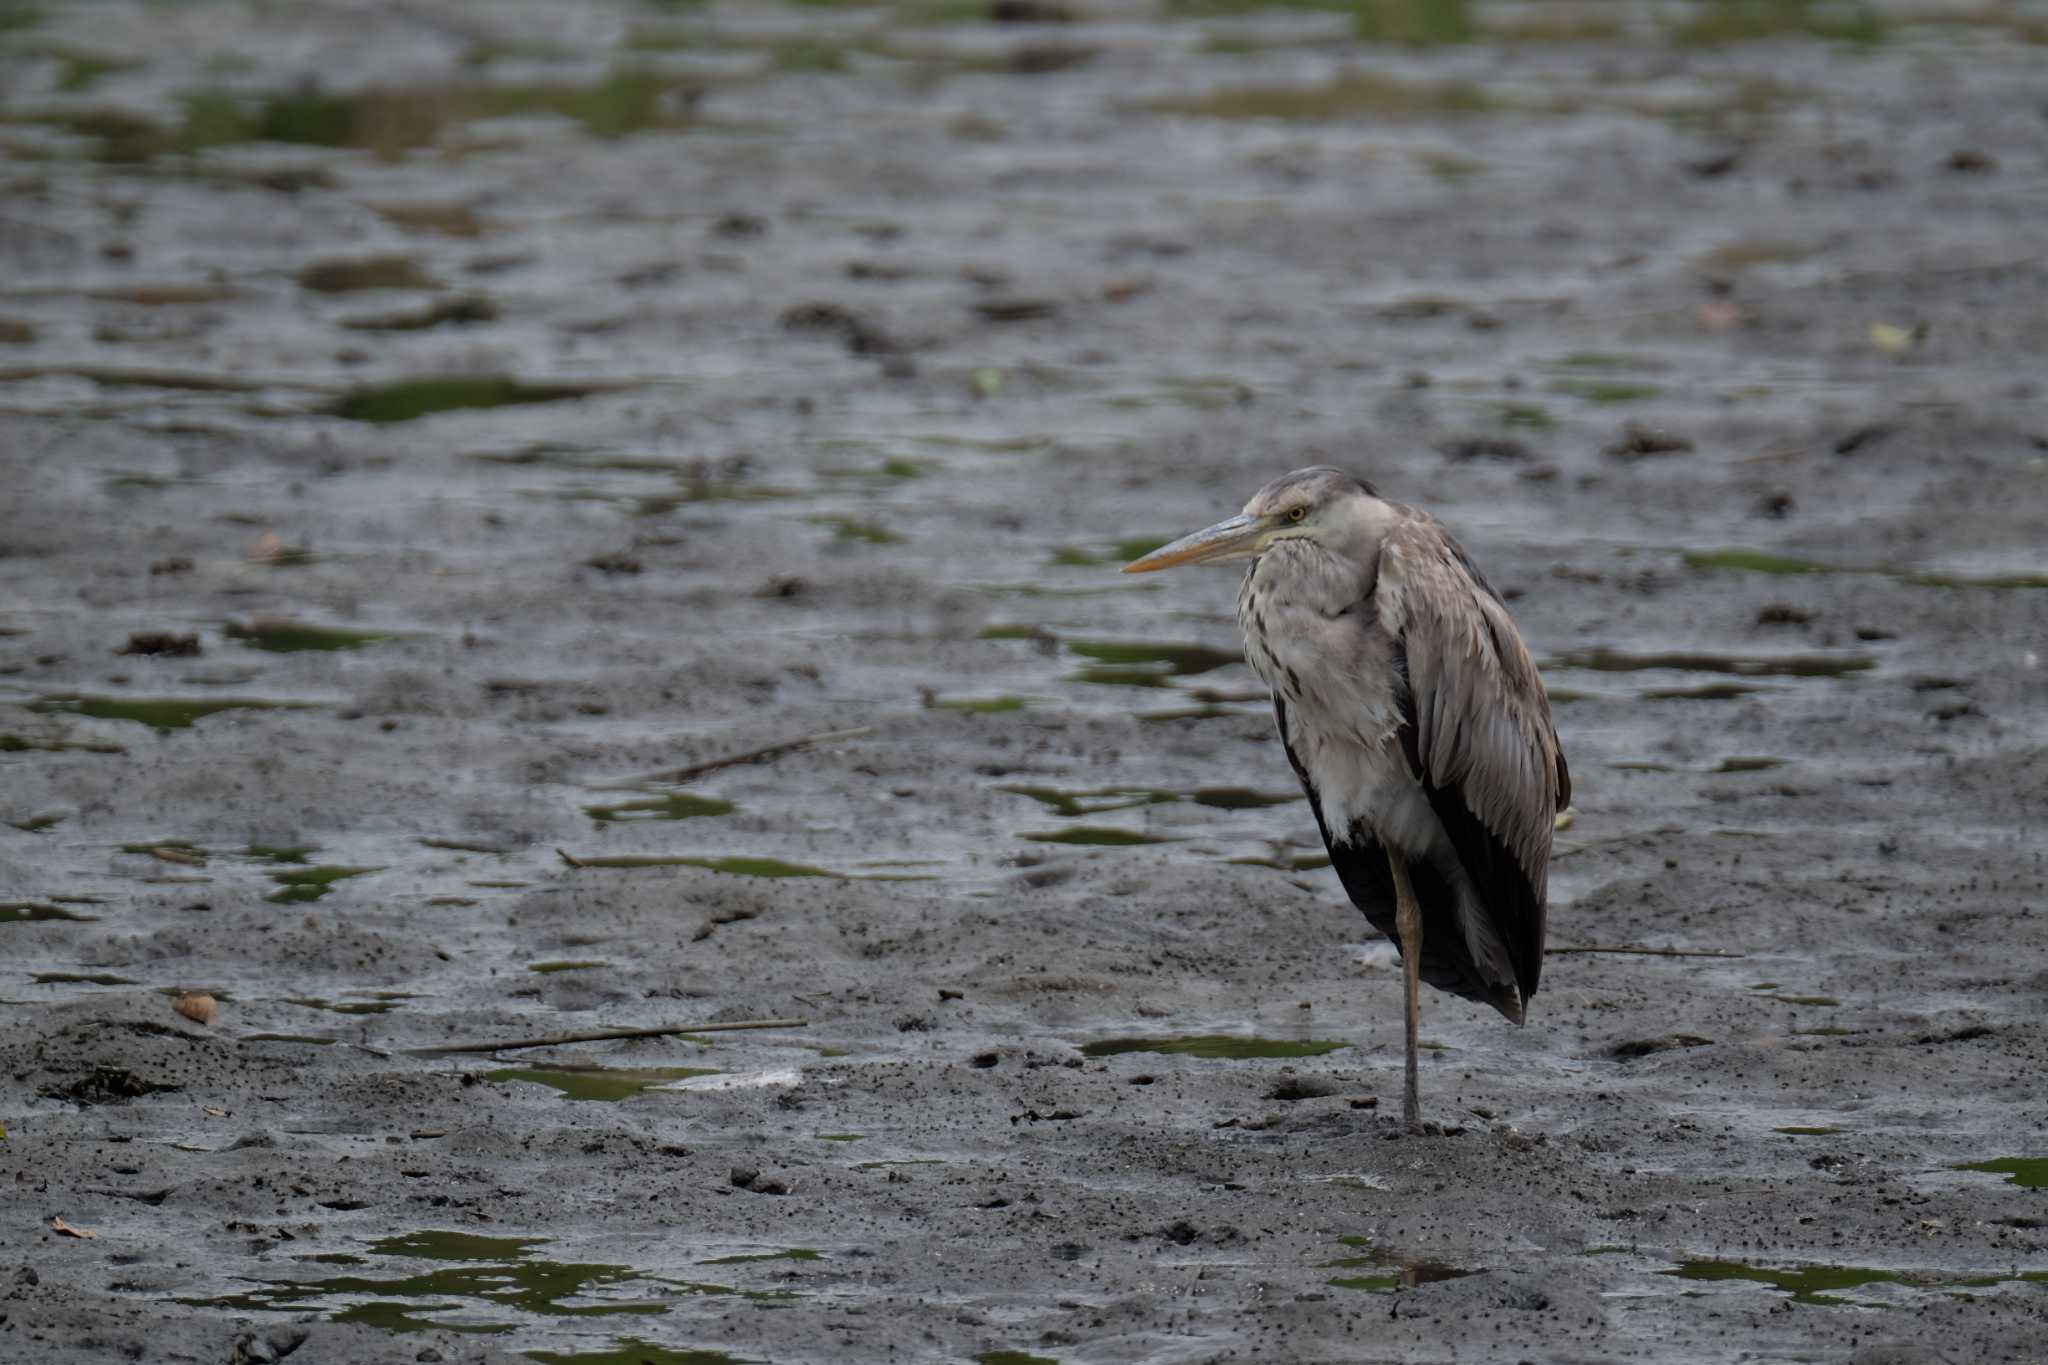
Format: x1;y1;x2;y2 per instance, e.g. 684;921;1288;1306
1248;539;1374;614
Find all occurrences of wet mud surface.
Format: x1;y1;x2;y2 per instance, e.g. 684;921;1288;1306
3;2;2047;1361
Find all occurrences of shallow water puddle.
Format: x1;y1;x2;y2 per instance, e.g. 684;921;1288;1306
1322;1237;1479;1292
29;694;318;730
1953;1158;2048;1189
175;1227;676;1336
483;1065;722;1102
1080;1035;1348;1060
582;791;735;822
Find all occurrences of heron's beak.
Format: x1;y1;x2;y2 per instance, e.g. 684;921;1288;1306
1122;513;1266;573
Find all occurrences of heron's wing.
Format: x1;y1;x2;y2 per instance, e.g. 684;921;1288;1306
1379;515;1569;997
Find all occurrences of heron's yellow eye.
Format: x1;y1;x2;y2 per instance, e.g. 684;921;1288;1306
1287;507;1307;523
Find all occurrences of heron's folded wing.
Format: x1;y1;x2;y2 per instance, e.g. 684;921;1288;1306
1379;518;1569;990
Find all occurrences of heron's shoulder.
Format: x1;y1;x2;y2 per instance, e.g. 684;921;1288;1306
1379;508;1503;607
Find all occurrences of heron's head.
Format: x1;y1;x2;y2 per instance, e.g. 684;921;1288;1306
1122;466;1381;574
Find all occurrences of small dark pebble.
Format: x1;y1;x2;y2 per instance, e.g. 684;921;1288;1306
973;296;1059;323
1834;423;1894;456
118;632;201;656
1756;604;1812;626
711;213;767;239
149;556;193;575
1604;424;1694;459
992;0;1075;20
1265;1074;1338;1102
1007;43;1095;75
1945;149;1996;174
583;553;642;575
1755;490;1795;519
1437;435;1530;463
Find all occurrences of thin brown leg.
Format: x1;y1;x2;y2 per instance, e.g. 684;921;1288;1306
1387;851;1424;1133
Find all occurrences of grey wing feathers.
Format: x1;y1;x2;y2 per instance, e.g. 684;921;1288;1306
1380;515;1569;912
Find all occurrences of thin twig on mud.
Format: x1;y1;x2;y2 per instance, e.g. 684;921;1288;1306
408;1018;808;1056
592;725;874;790
1549;945;1744;958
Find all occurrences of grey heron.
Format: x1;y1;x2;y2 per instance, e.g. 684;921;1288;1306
1124;467;1570;1131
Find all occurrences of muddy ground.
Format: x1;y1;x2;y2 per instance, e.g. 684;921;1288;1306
3;1;2047;1362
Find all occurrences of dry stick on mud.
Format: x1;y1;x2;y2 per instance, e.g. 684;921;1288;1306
594;725;874;790
409;1018;808;1056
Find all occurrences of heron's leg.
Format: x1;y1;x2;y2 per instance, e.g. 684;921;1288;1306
1387;852;1424;1134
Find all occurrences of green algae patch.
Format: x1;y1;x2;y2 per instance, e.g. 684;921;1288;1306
0;900;97;925
178;1225;676;1334
1552;648;1872;678
931;695;1029;714
1020;827;1174;846
812;516;904;545
583;792;735;822
341;295;499;331
529;1342;760;1365
483;1064;721;1102
1661;1257;1903;1305
1080;1035;1348;1060
28;695;316;731
296;255;440;293
224;620;397;652
1151;69;1495;121
1668;0;1888;48
1551;378;1661;404
527;960;607;974
1954;1158;2048;1190
1;731;125;754
1068;639;1242;675
1322;1236;1478;1291
327;376;615;424
571;854;843;878
1642;682;1763;701
1227;852;1332;871
285;996;403;1015
267;865;380;904
1684;547;1846;576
